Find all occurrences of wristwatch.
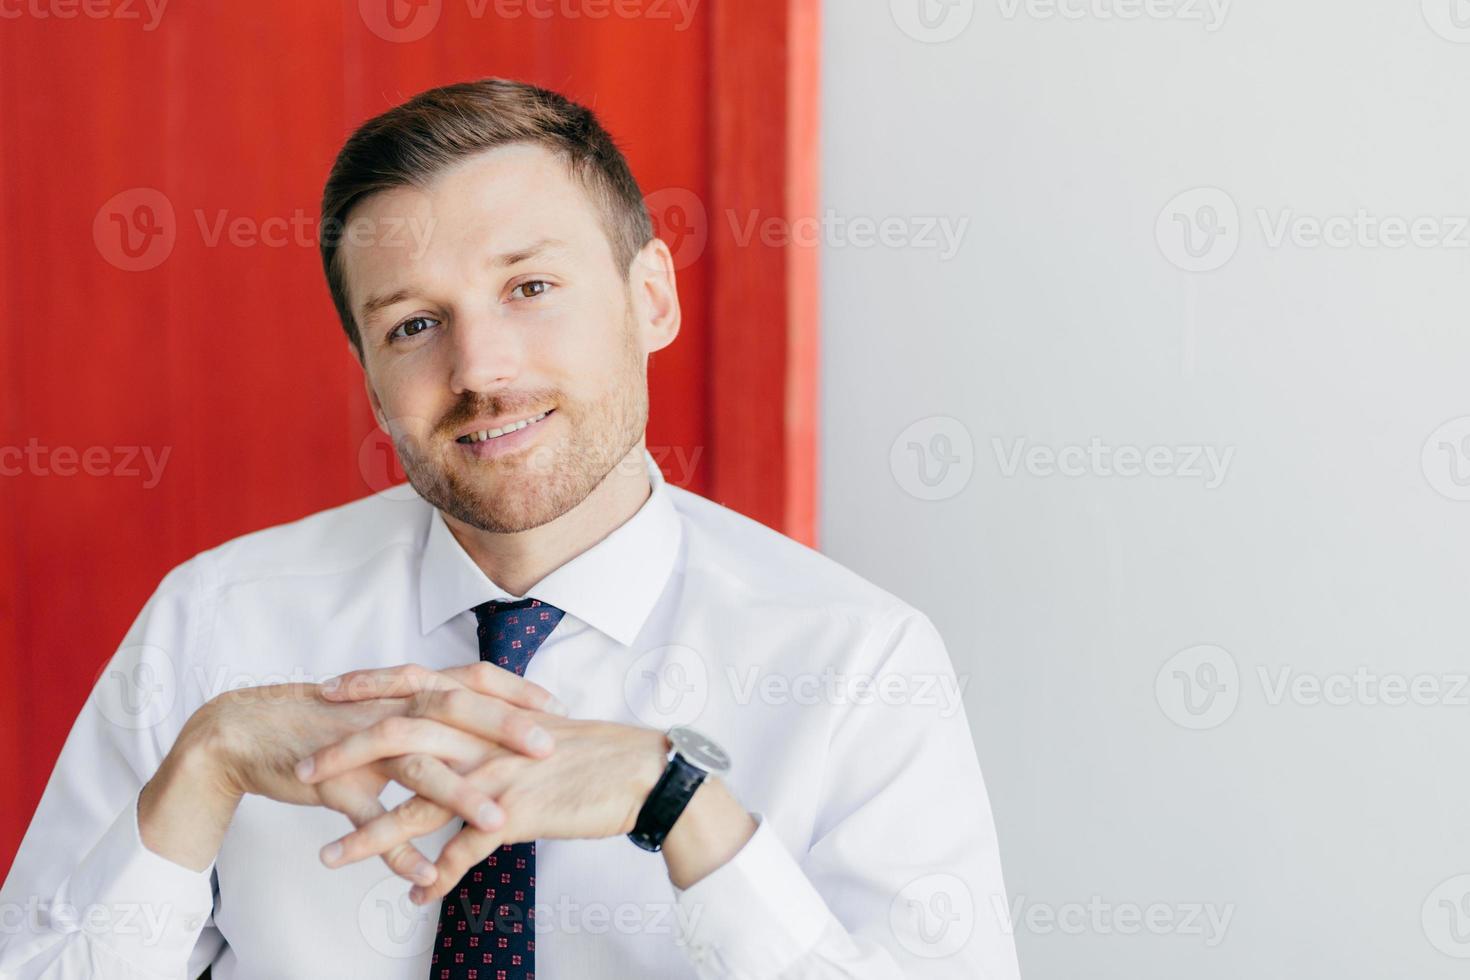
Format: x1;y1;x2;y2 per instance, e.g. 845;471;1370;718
627;726;731;852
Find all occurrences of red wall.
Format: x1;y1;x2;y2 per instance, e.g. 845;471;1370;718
1;1;819;875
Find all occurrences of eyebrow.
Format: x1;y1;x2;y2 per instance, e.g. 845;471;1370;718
358;287;416;324
355;238;571;322
493;237;569;268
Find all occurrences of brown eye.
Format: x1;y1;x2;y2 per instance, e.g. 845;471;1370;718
390;316;437;342
513;280;552;300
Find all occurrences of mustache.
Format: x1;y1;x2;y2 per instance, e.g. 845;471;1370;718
436;391;561;436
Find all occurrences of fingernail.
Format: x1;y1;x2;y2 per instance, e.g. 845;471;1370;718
320;842;342;866
527;727;553;753
476;802;504;829
545;696;569;716
321;676;340;694
294;757;315;780
412;861;437;885
409;886;425;903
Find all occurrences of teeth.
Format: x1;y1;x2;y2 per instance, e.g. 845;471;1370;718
461;410;549;443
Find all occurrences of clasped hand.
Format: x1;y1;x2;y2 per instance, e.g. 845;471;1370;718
290;663;667;905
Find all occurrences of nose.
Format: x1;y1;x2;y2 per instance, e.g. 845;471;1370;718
446;307;524;396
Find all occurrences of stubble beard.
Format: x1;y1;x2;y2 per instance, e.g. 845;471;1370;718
393;314;648;534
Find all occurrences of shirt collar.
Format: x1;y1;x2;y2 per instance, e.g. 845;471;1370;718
417;448;682;646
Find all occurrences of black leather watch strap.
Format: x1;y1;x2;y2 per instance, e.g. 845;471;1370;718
628;752;708;852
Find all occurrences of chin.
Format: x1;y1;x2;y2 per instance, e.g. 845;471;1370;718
434;465;576;533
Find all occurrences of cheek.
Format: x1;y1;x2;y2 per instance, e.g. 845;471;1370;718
518;316;595;379
370;363;447;439
541;305;638;379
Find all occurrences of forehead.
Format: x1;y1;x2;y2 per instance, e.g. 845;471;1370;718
340;142;613;307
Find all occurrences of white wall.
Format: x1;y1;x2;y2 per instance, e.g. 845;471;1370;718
821;2;1470;977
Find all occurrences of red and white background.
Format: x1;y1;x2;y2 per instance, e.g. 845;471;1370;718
0;0;820;874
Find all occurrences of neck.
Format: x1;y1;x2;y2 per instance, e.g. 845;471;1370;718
441;443;652;597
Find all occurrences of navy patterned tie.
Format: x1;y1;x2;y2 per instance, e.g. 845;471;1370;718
430;597;564;980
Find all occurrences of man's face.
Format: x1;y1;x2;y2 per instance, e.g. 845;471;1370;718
341;142;675;533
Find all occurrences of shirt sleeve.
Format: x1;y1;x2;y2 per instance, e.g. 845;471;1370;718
0;556;227;979
670;608;1021;979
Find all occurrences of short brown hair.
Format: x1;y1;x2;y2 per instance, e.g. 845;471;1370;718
319;77;654;357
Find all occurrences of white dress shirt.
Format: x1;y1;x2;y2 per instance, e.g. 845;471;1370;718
0;450;1020;979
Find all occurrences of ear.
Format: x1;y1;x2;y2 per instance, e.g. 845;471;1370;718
628;238;681;356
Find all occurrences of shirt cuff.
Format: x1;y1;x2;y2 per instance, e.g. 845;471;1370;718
49;791;216;976
672;812;831;976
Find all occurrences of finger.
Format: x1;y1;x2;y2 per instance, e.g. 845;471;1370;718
382;753;504;836
323;795;451;870
318;663;459;702
327;756;517;885
321;661;567;717
322;785;502;873
314;775;439;887
296;714;493;783
440;661;568;715
411;826;508;905
408;687;555;760
324;826;440;888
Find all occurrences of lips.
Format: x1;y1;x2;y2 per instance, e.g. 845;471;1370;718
455;409;554;444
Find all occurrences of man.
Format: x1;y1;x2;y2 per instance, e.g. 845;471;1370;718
0;78;1019;979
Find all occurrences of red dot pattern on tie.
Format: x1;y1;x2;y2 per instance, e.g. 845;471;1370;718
430;598;564;980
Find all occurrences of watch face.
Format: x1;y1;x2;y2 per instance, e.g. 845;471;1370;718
668;726;731;774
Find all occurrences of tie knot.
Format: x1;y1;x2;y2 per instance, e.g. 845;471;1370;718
473;596;562;627
474;595;539;618
471;598;565;676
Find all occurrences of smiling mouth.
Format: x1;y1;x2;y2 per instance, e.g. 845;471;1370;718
455;409;554;444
